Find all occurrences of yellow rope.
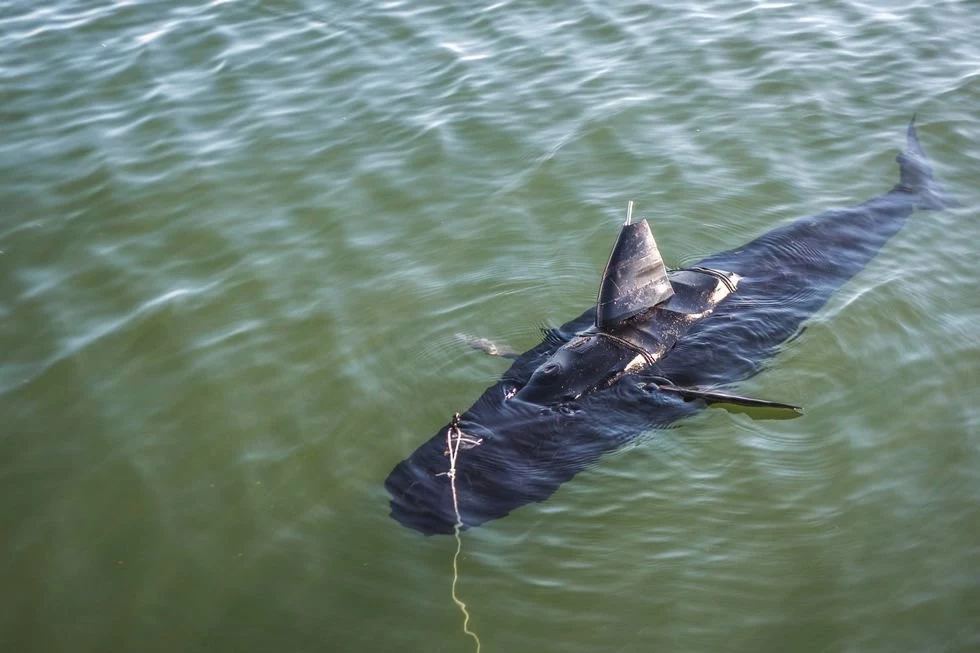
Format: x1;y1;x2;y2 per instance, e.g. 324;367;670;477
445;414;482;653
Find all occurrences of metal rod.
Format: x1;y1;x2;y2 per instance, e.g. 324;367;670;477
625;200;634;225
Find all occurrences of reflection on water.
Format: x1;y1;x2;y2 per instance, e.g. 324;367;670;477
1;0;978;652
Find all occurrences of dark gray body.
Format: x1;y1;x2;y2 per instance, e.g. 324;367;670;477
385;120;951;535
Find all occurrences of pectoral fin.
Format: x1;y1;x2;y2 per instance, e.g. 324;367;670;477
653;381;802;416
454;333;520;359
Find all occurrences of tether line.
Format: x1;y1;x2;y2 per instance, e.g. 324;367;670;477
444;413;482;653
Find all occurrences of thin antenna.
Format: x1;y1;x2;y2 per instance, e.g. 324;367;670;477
624;200;635;225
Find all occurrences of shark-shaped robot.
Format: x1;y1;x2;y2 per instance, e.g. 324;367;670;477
386;118;953;535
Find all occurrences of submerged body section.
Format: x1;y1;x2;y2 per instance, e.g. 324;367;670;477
385;119;951;535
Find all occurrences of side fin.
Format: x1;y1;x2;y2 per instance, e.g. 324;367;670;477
454;333;520;359
596;203;674;329
895;115;958;210
653;381;802;414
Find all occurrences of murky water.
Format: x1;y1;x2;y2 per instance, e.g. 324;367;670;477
2;1;978;651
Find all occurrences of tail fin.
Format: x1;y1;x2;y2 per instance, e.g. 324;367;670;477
895;115;958;210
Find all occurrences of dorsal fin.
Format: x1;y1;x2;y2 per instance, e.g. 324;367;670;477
596;204;674;328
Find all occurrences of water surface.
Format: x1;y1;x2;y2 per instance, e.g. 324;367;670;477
2;1;978;651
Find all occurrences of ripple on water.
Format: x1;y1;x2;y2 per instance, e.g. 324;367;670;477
2;0;979;651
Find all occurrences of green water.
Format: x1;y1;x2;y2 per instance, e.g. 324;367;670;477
2;1;978;651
